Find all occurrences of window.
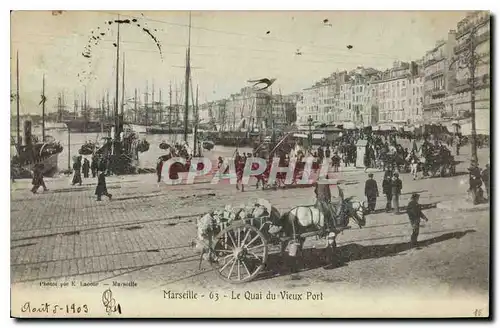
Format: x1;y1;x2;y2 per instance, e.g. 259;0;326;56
409;99;412;105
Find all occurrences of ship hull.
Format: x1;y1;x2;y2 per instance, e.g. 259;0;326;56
146;126;193;134
65;120;112;133
23;153;59;177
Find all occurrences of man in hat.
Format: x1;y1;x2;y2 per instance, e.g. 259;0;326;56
391;172;403;214
72;156;83;186
468;163;483;204
382;170;393;212
481;163;490;200
314;175;335;231
364;173;379;213
95;169;112;201
407;193;428;248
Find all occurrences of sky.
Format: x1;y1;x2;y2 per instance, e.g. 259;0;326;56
10;10;468;115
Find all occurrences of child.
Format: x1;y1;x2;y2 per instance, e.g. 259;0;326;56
407;193;428;248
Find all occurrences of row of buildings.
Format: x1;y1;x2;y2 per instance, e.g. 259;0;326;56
198;87;301;132
196;11;489;135
296;10;490;134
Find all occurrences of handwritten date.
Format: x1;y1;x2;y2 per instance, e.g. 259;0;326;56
21;302;89;314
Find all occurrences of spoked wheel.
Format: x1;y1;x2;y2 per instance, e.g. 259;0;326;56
211;224;268;283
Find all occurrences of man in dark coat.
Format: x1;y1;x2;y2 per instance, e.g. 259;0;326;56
407;193;428;248
314;178;334;231
95;170;112;201
72;156;82;186
325;146;331;159
31;164;48;193
468;163;484;204
382;170;392;212
391;172;403;214
481;163;490;200
82;158;90;178
91;155;98;178
364;173;379;213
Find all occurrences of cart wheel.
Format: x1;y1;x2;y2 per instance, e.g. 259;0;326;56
211;224;268;283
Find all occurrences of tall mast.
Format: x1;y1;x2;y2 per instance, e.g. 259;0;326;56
42;74;45;141
183;12;192;143
194;84;199;155
84;86;87;113
159;89;162;123
100;96;104;134
114;16;121;141
175;83;179;124
73;93;77;120
121;52;125;117
145;81;149;126
105;91;109;121
16;51;20;147
169;82;172;131
134;88;138;123
152;82;155;124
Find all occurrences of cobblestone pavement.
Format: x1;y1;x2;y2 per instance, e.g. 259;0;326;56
11;148;490;298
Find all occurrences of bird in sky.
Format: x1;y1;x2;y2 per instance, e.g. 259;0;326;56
247;78;276;91
39;95;47;106
295;48;303;56
347;45;353;50
266;31;271;35
323;18;332;27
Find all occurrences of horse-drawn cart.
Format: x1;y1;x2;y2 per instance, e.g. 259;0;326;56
194;192;366;283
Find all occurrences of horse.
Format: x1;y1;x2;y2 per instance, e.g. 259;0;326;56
277;188;366;265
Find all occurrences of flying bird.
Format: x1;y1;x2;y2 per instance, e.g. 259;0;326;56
266;31;271;35
347;45;353;50
39;95;47;106
247;78;276;91
295;49;302;56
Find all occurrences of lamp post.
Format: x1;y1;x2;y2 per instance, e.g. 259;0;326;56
67;125;71;171
307;115;313;149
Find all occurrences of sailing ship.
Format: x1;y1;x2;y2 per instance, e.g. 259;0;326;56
11;63;63;178
146;122;192;134
65;119;113;133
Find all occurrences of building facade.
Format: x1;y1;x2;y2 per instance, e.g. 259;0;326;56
296;84;320;124
371;61;422;124
422;30;457;121
452;11;490;134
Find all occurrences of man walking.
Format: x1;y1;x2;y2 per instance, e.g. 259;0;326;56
382;170;392;212
31;164;48;194
407;193;428;248
392;172;403;214
364;173;379;213
95;170;112;201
